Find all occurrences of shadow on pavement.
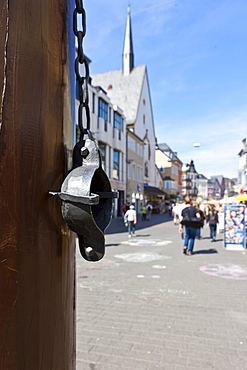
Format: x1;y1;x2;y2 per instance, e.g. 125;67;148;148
135;234;150;238
105;244;120;248
201;237;224;242
194;248;218;255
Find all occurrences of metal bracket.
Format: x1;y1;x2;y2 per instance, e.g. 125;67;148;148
50;135;118;261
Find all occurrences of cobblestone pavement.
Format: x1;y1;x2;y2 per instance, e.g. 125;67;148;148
76;214;247;369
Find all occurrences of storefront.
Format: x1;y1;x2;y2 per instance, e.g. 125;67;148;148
144;186;167;213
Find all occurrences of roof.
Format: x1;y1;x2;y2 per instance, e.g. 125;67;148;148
127;128;143;143
123;6;134;75
157;142;182;164
144;186;167;197
210;175;224;185
197;174;208;180
91;65;146;124
158;143;170;151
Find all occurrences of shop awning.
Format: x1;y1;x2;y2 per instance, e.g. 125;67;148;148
144;186;167;197
170;194;182;199
235;193;247;201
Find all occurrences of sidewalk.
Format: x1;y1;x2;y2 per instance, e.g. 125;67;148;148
76;216;247;369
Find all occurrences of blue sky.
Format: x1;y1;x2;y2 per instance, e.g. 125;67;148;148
83;0;247;179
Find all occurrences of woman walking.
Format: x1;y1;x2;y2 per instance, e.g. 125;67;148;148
206;205;219;242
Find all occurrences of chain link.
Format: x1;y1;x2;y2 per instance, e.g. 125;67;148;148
73;0;90;139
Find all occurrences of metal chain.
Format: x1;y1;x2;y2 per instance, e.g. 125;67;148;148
73;0;90;140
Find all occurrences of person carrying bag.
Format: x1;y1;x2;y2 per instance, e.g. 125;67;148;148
124;205;137;238
179;199;202;255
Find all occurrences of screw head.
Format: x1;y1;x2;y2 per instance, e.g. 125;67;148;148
85;247;94;257
81;147;89;158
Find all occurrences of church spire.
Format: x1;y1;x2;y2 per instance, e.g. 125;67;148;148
122;5;134;76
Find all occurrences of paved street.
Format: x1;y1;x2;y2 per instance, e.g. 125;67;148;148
76;214;247;369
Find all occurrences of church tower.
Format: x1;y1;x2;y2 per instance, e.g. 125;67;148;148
122;6;134;76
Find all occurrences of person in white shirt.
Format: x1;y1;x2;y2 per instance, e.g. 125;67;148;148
124;205;137;237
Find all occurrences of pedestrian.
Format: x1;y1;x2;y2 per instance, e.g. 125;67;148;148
195;203;205;239
172;203;178;225
167;204;172;217
121;204;127;218
179;199;202;255
141;204;147;221
206;205;219;242
176;201;187;239
146;203;152;221
124;205;137;238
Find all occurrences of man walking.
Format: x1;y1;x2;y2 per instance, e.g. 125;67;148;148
179;199;202;255
124;205;137;237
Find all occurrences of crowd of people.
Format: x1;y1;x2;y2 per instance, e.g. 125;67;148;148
122;198;246;252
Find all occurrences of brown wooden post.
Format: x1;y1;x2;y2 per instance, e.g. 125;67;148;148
0;0;75;368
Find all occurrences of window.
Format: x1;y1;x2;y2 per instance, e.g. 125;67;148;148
92;92;95;113
113;150;120;180
137;166;142;181
99;142;106;171
128;136;135;152
114;112;121;130
98;98;108;121
108;148;111;178
160;166;164;173
108;107;112;123
136;143;143;156
165;181;170;190
132;164;136;180
172;166;178;175
143;114;146;124
144;161;149;177
120;153;123;181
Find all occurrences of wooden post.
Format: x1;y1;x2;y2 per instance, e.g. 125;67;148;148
0;0;75;368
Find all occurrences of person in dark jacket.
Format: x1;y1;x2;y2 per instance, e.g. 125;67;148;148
179;199;202;255
195;203;205;239
206;205;219;242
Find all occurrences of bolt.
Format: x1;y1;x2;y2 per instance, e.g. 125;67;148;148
85;247;94;257
81;147;89;158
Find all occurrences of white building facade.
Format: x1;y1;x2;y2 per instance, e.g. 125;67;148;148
91;7;157;209
196;174;208;200
75;82;127;217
